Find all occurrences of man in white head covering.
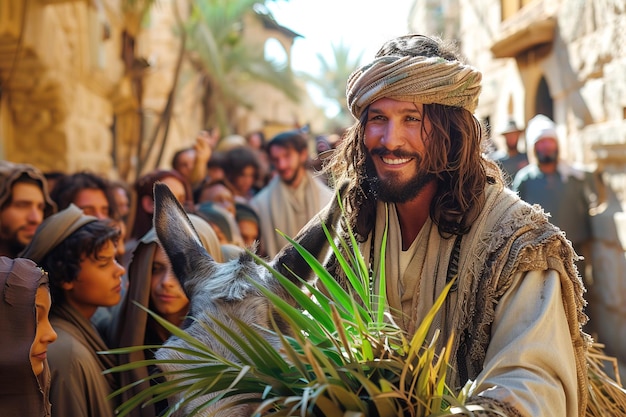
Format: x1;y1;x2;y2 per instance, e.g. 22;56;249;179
512;114;596;278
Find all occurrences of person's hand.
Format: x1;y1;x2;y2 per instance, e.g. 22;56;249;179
208;127;221;148
194;130;213;164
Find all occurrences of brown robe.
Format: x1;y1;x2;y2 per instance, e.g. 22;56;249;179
47;303;119;417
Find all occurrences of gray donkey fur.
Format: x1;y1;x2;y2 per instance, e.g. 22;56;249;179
152;182;343;416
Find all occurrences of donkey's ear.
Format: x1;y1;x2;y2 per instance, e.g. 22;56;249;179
153;183;214;290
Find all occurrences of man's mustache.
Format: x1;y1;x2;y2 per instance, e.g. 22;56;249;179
370;148;420;159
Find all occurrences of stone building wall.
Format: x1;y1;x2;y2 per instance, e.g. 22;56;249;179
410;0;626;379
234;12;327;138
0;0;324;180
133;0;202;175
0;0;126;177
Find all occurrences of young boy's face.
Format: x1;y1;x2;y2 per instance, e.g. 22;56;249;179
62;239;125;319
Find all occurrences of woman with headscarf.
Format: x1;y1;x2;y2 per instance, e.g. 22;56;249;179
110;214;224;417
0;257;57;417
20;204;126;417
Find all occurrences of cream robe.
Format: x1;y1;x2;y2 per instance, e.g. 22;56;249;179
251;172;333;258
355;182;588;417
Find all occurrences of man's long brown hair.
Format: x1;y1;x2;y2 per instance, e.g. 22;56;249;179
326;106;493;240
326;35;501;240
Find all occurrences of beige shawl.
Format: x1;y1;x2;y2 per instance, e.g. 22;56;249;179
358;182;589;416
0;257;52;417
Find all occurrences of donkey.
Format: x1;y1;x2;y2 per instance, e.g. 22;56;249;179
151;182;343;416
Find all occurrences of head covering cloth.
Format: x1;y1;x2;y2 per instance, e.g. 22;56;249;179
215;134;247;152
20;204;98;263
500;119;523;135
346;55;482;119
196;202;241;244
0;256;53;417
525;114;558;148
235;202;260;226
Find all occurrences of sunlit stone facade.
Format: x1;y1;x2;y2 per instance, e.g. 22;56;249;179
410;0;626;378
0;0;323;181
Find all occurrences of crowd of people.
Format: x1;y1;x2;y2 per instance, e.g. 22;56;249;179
0;32;614;417
0;122;339;416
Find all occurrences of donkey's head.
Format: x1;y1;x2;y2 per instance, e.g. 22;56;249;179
151;182;345;416
153;183;281;316
153;181;345;312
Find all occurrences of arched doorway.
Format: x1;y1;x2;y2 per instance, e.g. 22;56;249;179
264;38;288;66
534;76;553;120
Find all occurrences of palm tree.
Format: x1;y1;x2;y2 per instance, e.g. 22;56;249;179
185;0;302;135
303;40;363;130
118;0;300;179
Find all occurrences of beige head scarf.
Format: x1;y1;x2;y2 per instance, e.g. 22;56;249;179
20;204;98;263
186;213;224;263
346;54;482;119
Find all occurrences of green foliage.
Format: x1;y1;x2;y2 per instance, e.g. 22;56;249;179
104;196;479;416
301;41;363;129
184;0;302;134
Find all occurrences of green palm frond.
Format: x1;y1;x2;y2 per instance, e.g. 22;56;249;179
103;195;488;417
184;0;302;132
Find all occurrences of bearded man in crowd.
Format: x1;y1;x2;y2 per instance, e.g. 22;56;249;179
251;130;333;257
0;161;56;258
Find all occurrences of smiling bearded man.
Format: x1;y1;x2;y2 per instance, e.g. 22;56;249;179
365;145;436;203
250;130;333;258
318;34;590;417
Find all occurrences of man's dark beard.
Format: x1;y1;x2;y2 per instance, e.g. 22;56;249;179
536;151;558;164
365;150;436;203
0;226;26;257
281;166;302;186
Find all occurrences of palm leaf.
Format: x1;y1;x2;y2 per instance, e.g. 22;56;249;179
105;193;475;416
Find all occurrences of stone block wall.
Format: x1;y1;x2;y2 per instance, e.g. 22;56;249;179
0;0;127;177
